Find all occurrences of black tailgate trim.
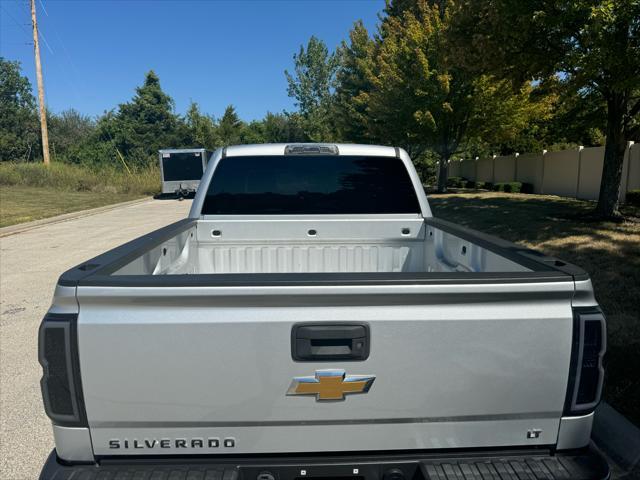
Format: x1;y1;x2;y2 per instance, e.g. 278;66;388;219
72;270;571;288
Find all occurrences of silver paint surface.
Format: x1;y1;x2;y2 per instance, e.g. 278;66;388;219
556;413;594;450
52;426;94;462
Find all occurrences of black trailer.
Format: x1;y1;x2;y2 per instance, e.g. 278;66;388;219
159;148;211;197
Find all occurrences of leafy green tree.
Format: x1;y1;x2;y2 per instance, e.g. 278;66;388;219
184;101;219;149
463;76;556;156
285;36;339;141
218;105;244;146
333;21;376;143
352;1;550;191
48;109;95;161
541;77;606;148
102;70;182;168
451;0;640;217
260;112;307;143
367;2;473;190
240;119;266;144
0;58;39;162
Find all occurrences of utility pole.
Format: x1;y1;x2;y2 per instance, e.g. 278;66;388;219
30;0;50;165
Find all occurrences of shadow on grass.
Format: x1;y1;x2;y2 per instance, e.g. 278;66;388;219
430;193;640;425
430;194;638;241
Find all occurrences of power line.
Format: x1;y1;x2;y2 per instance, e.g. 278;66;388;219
36;0;55;57
37;26;54;54
0;4;33;40
33;0;84;102
38;0;48;16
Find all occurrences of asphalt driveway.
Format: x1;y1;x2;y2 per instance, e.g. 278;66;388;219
0;198;191;480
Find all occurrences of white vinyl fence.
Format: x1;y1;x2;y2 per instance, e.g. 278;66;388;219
447;142;640;202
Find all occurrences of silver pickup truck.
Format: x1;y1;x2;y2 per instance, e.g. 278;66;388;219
39;144;609;480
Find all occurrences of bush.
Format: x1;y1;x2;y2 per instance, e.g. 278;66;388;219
0;162;160;196
446;176;465;188
626;190;640;206
493;182;524;193
521;182;534;194
464;180;476;189
475;182;493;190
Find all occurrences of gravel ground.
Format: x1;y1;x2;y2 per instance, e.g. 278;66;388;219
0;198;191;480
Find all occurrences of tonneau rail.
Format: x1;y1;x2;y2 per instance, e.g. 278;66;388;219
58;217;586;288
58;218;196;286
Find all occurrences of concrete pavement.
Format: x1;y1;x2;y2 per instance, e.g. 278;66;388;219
0;198;191;480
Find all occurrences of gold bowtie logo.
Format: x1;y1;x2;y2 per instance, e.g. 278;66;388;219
287;369;375;401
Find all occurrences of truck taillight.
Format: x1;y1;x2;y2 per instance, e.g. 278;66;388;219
565;308;606;415
38;313;87;427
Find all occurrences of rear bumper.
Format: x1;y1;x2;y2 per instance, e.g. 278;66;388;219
40;447;610;480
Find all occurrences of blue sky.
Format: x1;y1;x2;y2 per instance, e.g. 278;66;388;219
0;0;383;120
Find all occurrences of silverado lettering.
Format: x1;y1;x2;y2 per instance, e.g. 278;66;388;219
108;438;229;449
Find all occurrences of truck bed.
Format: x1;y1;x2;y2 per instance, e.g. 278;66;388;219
59;216;587;286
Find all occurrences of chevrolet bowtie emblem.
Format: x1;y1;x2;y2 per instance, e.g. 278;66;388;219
287;369;375;401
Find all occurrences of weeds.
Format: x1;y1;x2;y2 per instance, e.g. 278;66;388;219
0;162;160;196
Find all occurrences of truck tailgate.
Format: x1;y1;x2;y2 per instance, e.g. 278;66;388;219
76;280;576;456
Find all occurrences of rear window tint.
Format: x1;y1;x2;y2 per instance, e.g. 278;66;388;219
202;155;420;215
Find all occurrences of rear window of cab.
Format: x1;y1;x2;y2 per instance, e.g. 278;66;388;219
202;155;420;215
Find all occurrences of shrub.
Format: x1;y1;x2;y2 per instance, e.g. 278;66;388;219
521;182;534;194
493;182;524;193
465;180;476;189
446;176;465;188
475;182;492;190
626;190;640;206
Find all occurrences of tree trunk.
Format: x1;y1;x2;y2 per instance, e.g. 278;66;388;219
437;157;449;193
595;92;627;218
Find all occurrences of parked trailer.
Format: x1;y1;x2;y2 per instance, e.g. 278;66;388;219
159;148;211;197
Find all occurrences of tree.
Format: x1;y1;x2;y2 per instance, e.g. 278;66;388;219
184;101;219;149
451;0;640;217
463;76;556;156
285;36;339;141
541;77;606;149
258;112;307;143
48;109;95;160
0;58;39;161
350;1;550;191
102;70;181;168
240;119;266;144
218;105;244;146
265;112;307;143
370;2;476;190
333;21;377;143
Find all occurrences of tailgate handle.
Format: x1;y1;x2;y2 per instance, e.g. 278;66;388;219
292;323;370;361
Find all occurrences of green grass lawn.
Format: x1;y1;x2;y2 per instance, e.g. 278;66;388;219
429;191;640;425
0;186;145;228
